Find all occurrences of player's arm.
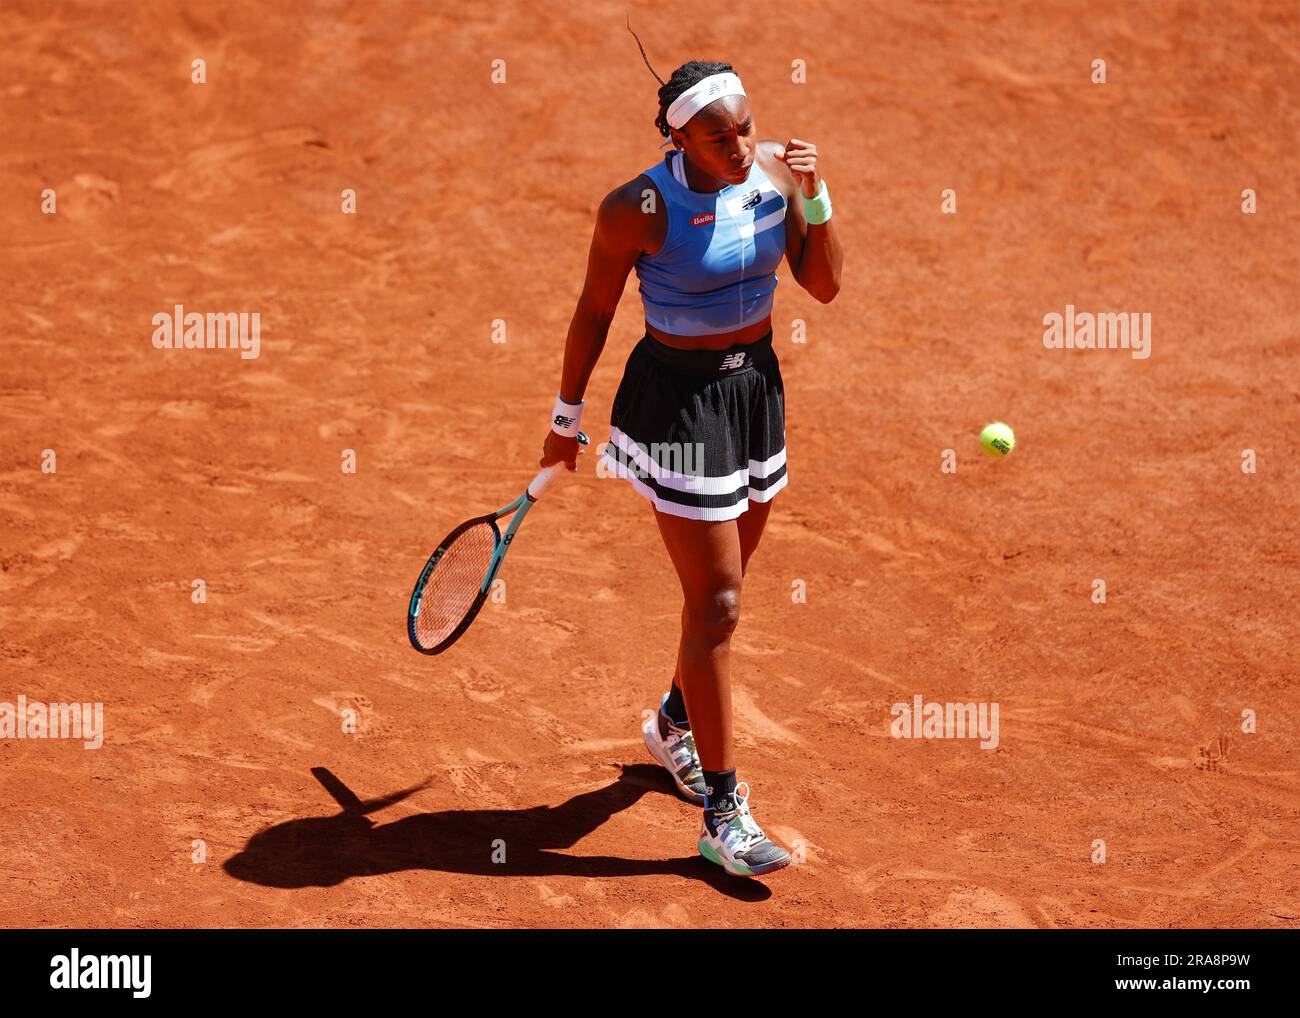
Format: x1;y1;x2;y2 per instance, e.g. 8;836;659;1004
762;139;842;304
541;183;647;469
558;182;647;403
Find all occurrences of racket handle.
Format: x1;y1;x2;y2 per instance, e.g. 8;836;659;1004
528;431;588;500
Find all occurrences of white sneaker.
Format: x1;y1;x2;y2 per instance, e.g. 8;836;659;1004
641;693;707;806
698;781;791;877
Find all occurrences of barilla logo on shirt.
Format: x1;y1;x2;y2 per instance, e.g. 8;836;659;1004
691;212;716;226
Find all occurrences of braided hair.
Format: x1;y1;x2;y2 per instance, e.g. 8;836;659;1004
626;18;737;140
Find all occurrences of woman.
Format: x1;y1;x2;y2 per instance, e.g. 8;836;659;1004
539;51;843;878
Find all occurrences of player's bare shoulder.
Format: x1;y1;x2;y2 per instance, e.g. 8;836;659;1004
599;171;666;256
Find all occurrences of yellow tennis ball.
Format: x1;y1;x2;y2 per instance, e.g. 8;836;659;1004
980;421;1015;457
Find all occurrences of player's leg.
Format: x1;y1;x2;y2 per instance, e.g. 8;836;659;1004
660;467;772;723
652;510;744;773
642;605;708;805
655;502;772;767
653;504;790;877
737;497;773;577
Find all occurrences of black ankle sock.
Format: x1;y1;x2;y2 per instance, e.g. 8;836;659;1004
662;683;688;726
703;768;736;809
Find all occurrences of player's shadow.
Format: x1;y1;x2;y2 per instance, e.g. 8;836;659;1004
222;764;769;901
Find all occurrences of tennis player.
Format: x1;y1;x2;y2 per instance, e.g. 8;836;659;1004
539;47;843;877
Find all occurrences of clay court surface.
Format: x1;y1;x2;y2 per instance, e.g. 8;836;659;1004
2;1;1298;928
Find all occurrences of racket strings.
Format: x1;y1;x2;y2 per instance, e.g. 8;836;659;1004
414;523;497;649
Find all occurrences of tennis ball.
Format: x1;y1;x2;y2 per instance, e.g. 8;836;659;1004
979;421;1016;457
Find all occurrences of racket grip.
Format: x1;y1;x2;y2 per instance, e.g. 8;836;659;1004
528;431;588;500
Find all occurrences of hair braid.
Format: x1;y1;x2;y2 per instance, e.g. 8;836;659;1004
624;20;735;140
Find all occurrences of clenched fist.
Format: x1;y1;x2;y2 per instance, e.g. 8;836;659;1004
774;138;822;198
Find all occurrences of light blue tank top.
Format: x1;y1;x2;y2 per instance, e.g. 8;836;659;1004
635;150;787;336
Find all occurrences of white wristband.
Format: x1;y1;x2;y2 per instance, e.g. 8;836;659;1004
551;394;583;436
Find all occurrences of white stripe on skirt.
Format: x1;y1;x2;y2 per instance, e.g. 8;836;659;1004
598;445;788;520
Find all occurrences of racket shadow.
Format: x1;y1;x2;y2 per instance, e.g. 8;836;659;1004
222;764;769;902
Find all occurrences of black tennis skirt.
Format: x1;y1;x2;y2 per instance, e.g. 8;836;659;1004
597;329;787;520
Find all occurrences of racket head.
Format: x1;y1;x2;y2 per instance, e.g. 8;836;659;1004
407;514;502;655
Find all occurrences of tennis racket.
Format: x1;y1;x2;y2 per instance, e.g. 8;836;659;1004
406;431;588;655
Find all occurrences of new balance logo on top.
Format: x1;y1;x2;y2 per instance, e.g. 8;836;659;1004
740;189;761;210
719;352;746;370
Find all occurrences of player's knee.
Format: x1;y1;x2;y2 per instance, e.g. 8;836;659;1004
687;585;742;645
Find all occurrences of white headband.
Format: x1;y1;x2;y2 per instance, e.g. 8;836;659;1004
665;72;746;130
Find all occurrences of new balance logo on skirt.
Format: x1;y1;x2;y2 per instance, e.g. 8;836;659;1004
719;352;746;370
